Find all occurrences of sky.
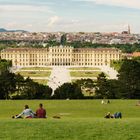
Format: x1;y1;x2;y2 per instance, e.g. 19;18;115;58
0;0;140;33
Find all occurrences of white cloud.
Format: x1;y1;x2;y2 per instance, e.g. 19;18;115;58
73;0;140;9
0;5;53;13
5;22;18;29
47;16;60;27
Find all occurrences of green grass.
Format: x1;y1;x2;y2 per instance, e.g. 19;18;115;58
69;67;101;70
0;100;140;140
20;67;52;70
70;71;104;77
16;71;51;77
33;79;48;85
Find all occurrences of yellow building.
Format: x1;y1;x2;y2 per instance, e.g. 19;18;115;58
0;46;122;67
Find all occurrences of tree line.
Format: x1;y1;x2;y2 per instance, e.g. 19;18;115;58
0;59;52;99
1;59;140;99
0;36;140;53
52;58;140;99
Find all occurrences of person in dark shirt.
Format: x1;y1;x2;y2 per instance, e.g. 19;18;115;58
36;103;47;118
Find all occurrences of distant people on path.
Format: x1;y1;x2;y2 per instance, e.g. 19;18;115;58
107;100;110;104
101;100;105;104
14;105;35;119
104;112;122;119
136;100;140;106
36;103;47;118
101;100;110;104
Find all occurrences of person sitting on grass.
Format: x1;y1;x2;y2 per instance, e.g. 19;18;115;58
36;103;47;118
13;105;35;119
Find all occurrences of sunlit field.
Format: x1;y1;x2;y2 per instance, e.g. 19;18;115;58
0;100;140;140
16;71;51;77
20;67;52;70
69;67;101;70
70;71;107;77
32;79;48;85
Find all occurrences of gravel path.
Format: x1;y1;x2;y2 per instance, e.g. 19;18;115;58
47;66;71;93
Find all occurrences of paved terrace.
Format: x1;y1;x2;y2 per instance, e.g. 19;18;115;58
47;66;71;93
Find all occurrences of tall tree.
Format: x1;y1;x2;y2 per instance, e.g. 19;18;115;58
0;71;16;99
60;34;67;45
0;59;12;74
118;59;140;98
53;83;83;99
95;72;110;99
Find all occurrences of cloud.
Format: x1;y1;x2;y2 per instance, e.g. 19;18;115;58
47;16;60;27
5;22;18;28
73;0;140;9
4;21;33;30
0;4;53;13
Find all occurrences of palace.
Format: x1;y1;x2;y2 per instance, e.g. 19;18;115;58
0;46;122;67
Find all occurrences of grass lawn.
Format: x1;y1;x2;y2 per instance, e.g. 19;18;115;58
33;79;48;85
16;71;51;77
0;100;140;140
69;67;101;70
70;71;105;77
20;67;52;70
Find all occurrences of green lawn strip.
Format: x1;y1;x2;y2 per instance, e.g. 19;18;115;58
16;71;51;77
0;100;139;119
33;79;48;85
69;67;101;70
0;118;140;140
70;71;107;77
20;67;52;70
0;100;140;140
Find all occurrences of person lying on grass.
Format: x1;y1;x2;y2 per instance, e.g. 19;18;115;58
13;105;35;119
104;112;122;119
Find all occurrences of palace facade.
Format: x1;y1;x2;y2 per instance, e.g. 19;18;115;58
0;46;122;67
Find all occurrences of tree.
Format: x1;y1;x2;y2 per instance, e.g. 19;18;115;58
0;71;16;99
0;59;12;74
107;79;122;99
53;83;83;99
17;77;52;99
74;78;95;96
118;59;140;99
95;72;110;99
60;34;67;45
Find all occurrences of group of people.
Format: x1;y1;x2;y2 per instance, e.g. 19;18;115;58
13;103;46;119
101;100;110;104
104;112;122;119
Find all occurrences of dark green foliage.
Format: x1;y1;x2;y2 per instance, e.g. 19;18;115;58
107;79;122;99
60;34;67;45
0;59;12;73
53;83;83;99
0;40;140;53
133;56;140;63
74;78;95;89
11;77;52;99
0;60;52;99
118;59;140;99
95;72;110;99
110;60;124;71
0;71;16;99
